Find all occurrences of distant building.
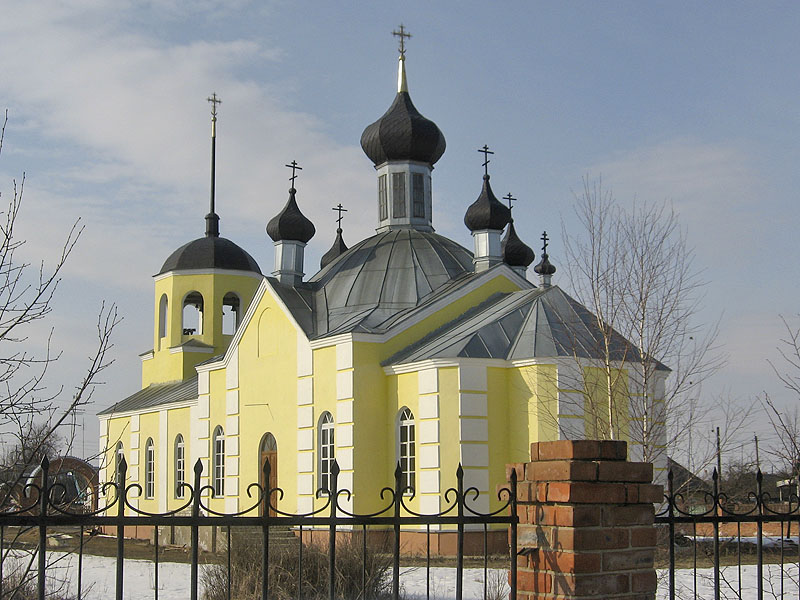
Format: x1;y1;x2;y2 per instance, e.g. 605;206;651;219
98;36;668;550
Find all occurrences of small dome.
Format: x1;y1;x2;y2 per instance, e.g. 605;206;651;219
321;228;349;269
159;236;261;275
464;175;511;232
360;92;446;166
502;221;535;267
534;252;556;276
266;188;316;243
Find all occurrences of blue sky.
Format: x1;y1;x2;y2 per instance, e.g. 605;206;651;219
0;1;798;460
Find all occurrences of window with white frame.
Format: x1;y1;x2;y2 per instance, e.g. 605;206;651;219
318;412;335;493
144;438;155;499
212;426;225;497
174;434;185;498
398;408;416;492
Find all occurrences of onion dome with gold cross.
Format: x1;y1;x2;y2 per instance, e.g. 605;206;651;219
360;26;445;167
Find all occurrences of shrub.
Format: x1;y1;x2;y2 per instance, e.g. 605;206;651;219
202;534;393;600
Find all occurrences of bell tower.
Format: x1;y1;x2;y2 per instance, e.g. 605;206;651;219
141;95;263;387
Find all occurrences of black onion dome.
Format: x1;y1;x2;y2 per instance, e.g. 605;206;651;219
502;221;535;267
360;92;446;166
464;175;512;232
534;252;556;276
159;236;261;275
320;228;349;269
266;188;316;243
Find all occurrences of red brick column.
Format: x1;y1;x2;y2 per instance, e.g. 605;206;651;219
508;440;662;599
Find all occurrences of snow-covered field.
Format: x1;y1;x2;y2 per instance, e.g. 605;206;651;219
5;551;800;599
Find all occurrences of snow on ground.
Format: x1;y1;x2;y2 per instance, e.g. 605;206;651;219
5;551;800;599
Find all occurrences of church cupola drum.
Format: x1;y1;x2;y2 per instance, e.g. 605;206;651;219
267;161;316;286
360;25;445;233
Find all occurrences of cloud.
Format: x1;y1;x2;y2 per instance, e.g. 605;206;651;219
0;1;381;426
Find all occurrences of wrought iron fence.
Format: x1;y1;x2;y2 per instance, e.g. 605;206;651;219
0;455;519;600
656;469;800;600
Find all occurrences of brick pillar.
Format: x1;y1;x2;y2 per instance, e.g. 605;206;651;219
509;440;662;599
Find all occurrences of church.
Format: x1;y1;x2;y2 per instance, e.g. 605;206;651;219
98;32;667;550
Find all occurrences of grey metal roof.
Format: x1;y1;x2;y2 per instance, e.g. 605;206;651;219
308;229;474;336
386;285;670;370
268;278;315;336
97;376;198;416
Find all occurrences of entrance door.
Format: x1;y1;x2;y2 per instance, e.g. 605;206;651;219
259;433;278;517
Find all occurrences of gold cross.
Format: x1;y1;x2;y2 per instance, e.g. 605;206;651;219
392;24;412;57
207;93;222;118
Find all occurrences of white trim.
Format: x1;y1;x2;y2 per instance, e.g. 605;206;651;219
140;351;154;362
169;344;215;355
383;358;506;376
153;269;265;282
309;332;354;350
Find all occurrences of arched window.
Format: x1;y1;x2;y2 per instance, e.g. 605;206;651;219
318;413;335;493
144;438;155;499
182;291;204;335
174;434;185;499
222;292;241;335
212;426;225;497
115;442;125;485
158;294;168;339
398;408;416;492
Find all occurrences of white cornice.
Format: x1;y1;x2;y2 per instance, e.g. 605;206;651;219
383;357;508;375
140;351;154;362
169;344;215;355
309;332;355;349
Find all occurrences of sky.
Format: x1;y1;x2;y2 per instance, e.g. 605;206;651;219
0;1;798;464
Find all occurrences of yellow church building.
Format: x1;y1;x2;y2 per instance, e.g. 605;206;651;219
98;39;667;549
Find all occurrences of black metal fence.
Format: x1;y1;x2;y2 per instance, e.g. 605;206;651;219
0;456;519;600
656;469;800;600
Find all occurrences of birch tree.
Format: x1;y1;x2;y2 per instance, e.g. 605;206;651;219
562;176;724;465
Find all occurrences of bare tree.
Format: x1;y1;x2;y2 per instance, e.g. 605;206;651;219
561;176;725;467
763;315;800;495
0;110;120;596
